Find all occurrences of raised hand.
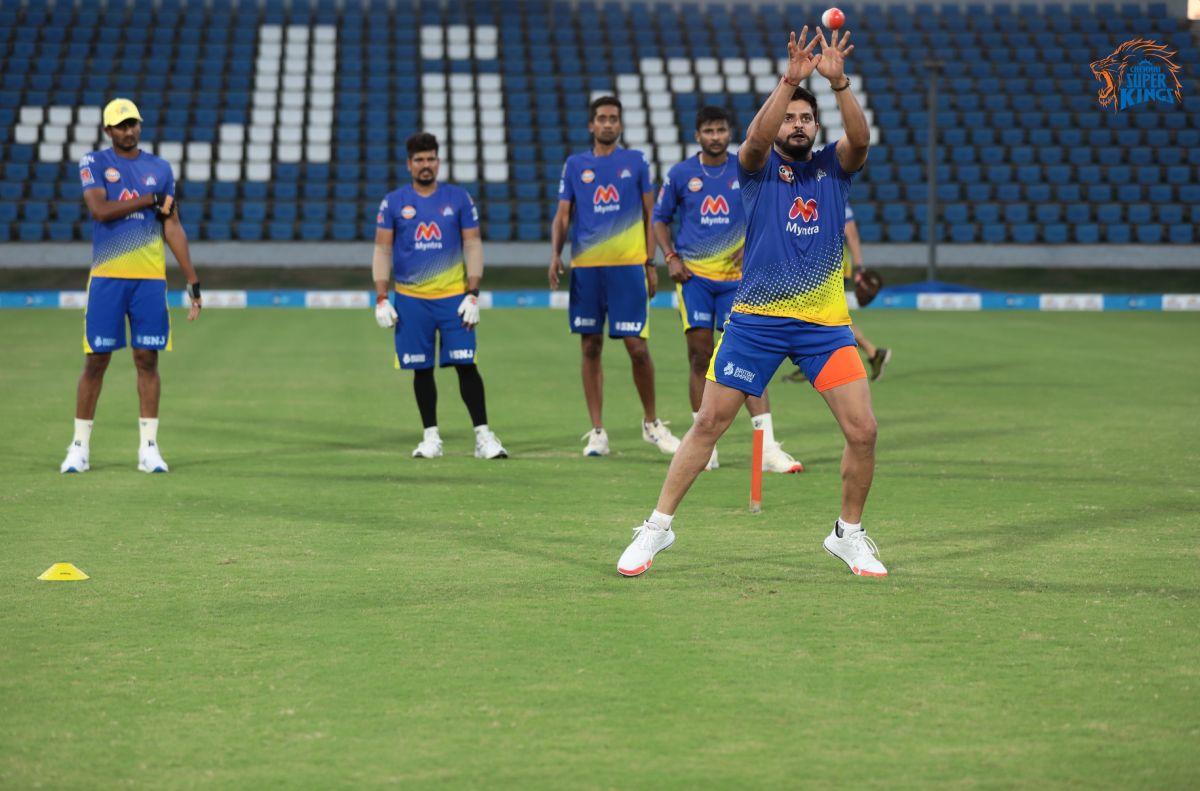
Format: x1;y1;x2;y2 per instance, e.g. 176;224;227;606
784;26;822;85
815;28;855;84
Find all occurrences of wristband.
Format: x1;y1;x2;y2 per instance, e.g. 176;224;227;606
782;75;800;87
466;288;480;297
832;78;851;92
185;281;201;300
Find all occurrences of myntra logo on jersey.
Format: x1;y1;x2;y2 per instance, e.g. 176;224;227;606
699;194;731;226
414;222;443;250
592;184;620;214
786;197;820;236
117;188;146;220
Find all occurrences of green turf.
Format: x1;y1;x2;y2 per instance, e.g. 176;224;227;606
1;308;1198;788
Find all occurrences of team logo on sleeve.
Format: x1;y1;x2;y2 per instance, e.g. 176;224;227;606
105;168;121;183
581;169;596;184
592;184;620;214
414;222;443;250
687;177;703;192
80;168;94;185
699;195;731;226
778;165;794;184
401;205;416;219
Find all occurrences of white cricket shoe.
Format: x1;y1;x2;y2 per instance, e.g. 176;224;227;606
823;523;887;577
60;442;89;474
705;446;719;471
762;441;804;474
617;521;676;577
474;430;508;459
581;428;610;457
412;437;443;459
642;419;680;454
138;442;169;473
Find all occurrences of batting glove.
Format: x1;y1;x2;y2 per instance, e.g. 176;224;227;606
375;297;398;328
457;292;480;328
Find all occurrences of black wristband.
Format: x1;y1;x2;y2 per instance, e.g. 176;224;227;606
832;78;851;92
186;281;201;300
467;288;480;297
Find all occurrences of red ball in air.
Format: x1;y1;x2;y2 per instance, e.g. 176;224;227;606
822;7;846;30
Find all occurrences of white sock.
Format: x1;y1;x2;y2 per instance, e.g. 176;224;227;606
139;418;158;448
474;423;490;438
751;412;776;445
837;518;862;536
423;426;440;442
648;510;674;530
72;419;93;447
692;411;699;421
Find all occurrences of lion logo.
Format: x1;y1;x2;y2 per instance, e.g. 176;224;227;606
1089;38;1182;111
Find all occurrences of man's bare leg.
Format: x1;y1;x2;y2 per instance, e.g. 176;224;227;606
852;325;877;359
820;377;877;523
684;329;714;413
654;380;746;514
75;353;112;420
132;348;160;419
581;334;604;429
623;336;657;423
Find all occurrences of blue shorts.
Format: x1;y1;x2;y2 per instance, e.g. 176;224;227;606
83;276;171;354
568;264;649;338
393;291;476;370
677;275;738;332
707;312;865;398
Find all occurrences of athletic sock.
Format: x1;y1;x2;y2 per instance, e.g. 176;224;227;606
649;510;674;530
751;412;776;446
423;426;440;443
455;364;488;426
836;518;862;538
73;418;93;447
138;418;158;448
413;368;438;428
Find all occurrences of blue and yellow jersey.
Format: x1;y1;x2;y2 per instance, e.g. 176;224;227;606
376;183;478;299
557;147;652;268
733;143;855;326
79;148;174;279
842;203;855;278
654;155;745;282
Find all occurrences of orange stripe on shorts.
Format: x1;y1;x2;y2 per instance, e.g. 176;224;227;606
813;346;867;392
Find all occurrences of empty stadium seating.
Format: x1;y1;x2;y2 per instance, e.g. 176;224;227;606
0;0;1197;245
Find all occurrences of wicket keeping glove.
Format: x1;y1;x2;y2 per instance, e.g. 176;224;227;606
854;269;884;308
457;291;480;328
375;297;398;328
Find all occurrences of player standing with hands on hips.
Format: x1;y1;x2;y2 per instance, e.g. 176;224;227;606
618;24;888;577
60;98;202;475
372;132;507;460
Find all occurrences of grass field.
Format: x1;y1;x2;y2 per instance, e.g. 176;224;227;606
1;307;1198;788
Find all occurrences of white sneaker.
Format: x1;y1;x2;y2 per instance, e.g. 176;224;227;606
823;523;887;577
642;419;680;454
705;446;719;471
138;442;169;473
617;521;676;577
60;441;89;473
581;428;610;457
474;430;508;459
412;437;443;458
762;441;804;474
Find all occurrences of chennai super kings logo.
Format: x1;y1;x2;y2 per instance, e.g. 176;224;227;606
1089;38;1182;111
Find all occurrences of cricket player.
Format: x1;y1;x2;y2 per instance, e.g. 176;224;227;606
549;96;680;457
654;105;803;474
60;98;202;474
618;27;887;577
373;132;506;460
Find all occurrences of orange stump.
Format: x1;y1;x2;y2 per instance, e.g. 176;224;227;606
750;428;764;513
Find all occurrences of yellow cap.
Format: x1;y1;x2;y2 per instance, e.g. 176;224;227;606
102;98;142;127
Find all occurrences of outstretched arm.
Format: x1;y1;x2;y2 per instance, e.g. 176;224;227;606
814;29;869;173
739;27;821;173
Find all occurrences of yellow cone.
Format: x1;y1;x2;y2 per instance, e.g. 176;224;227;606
38;562;89;581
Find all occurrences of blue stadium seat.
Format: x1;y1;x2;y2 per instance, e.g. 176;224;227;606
1043;224;1069;243
1135;225;1163;243
1011;224;1037;244
1074;224;1100;243
1104;224;1131;243
1168;225;1193;244
980;224;1006;244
